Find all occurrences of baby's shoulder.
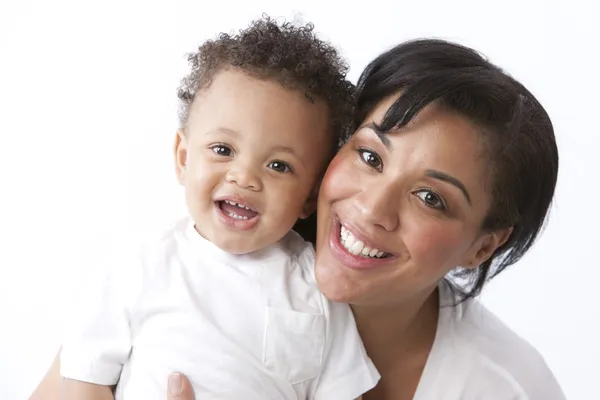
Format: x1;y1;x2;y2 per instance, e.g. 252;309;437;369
280;230;316;267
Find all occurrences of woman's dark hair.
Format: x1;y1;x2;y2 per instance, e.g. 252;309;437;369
354;39;558;302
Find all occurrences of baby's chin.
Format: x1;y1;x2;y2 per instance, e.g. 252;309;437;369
213;239;260;255
211;232;280;255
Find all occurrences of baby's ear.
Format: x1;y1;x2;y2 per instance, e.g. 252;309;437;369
299;185;319;219
174;129;187;185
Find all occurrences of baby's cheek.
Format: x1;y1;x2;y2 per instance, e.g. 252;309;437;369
268;192;303;224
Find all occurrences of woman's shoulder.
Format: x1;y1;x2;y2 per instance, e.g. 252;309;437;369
442;284;543;365
417;282;566;399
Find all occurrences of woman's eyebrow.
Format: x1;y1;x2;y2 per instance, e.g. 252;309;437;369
363;122;392;149
425;169;472;205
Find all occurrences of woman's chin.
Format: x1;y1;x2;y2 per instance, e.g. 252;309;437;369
314;260;356;303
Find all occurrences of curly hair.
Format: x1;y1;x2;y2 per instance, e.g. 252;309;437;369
177;15;356;144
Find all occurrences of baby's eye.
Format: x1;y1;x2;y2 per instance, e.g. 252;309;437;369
413;189;447;211
268;161;292;173
358;148;383;171
211;144;233;157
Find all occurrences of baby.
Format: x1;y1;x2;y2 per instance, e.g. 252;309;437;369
60;16;379;400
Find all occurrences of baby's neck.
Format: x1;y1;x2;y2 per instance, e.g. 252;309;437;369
351;287;439;371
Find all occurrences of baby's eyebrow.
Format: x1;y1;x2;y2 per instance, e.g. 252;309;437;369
207;127;240;138
271;145;296;155
270;145;308;170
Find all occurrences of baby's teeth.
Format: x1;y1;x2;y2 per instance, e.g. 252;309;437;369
225;200;251;211
369;248;378;257
227;212;248;220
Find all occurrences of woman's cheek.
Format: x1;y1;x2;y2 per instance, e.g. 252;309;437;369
404;218;467;269
320;150;358;200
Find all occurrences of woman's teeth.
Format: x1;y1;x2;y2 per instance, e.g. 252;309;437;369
340;225;387;258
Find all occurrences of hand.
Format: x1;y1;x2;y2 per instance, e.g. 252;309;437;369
167;373;195;400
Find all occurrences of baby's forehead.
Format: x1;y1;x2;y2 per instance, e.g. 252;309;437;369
192;71;330;121
189;82;333;143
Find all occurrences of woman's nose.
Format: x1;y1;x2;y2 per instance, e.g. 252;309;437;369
352;184;400;232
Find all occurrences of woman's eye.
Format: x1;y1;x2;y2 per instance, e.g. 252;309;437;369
268;160;292;173
358;148;383;170
211;145;232;156
414;189;447;211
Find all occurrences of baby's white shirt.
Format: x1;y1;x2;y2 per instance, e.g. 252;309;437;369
60;218;379;399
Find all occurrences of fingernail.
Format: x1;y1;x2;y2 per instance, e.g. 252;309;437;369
168;372;183;395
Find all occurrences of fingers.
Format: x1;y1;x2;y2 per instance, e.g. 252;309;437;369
167;373;195;400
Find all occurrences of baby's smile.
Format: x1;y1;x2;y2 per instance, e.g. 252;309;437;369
218;199;258;220
214;197;261;231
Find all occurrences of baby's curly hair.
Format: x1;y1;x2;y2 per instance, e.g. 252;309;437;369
177;15;356;143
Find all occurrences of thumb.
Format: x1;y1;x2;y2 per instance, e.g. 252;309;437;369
167;372;195;400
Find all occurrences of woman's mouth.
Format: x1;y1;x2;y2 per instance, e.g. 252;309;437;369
339;225;389;258
328;219;395;270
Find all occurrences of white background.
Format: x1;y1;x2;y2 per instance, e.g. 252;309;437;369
1;0;598;398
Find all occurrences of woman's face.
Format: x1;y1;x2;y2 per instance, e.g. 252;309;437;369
315;95;510;306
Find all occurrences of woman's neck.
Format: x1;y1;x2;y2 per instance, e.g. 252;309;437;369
351;285;440;371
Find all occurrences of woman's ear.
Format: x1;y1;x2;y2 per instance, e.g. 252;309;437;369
462;226;513;269
174;129;187;185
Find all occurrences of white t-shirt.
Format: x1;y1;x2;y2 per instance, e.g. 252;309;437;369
60;218;379;400
413;282;566;400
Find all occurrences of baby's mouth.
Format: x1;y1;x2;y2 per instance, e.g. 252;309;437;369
218;200;258;220
339;225;390;258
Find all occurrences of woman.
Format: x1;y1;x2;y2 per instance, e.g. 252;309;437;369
29;39;565;400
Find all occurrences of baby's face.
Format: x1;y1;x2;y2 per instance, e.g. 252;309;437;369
175;69;332;254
